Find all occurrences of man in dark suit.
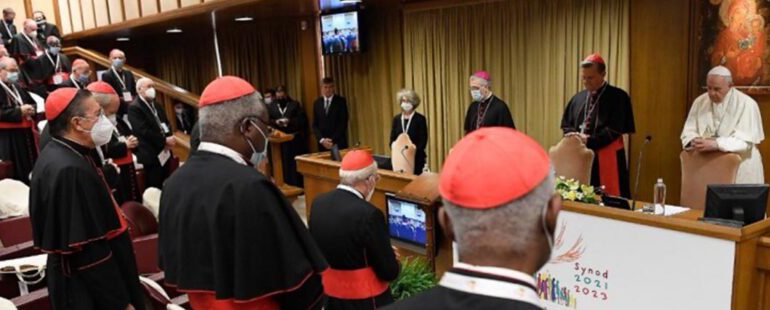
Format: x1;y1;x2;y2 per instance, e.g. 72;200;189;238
59;58;90;90
128;77;175;189
10;20;44;67
101;49;136;118
312;77;349;151
0;8;15;47
173;102;194;134
32;11;61;47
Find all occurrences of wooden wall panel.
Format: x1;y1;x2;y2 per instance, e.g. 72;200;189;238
58;0;72;33
124;0;140;20
80;0;96;30
159;0;178;12
180;0;199;7
107;0;123;23
629;0;691;204
31;0;59;28
92;0;110;26
67;0;83;32
140;0;159;16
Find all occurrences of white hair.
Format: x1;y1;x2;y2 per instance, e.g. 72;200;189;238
339;162;378;186
396;88;421;107
444;172;554;258
469;75;491;88
199;92;263;144
136;77;153;93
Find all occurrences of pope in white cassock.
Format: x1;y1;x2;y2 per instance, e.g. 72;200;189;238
681;66;765;183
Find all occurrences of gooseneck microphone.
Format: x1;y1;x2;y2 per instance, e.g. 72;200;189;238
631;135;653;210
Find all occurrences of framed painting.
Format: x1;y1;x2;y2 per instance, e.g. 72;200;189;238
695;0;770;94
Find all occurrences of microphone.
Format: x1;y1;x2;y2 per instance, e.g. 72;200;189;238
631;135;653;211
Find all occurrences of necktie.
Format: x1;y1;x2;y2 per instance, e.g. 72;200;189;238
325;99;331;115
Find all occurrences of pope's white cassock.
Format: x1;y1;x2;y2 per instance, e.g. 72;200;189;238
681;69;765;183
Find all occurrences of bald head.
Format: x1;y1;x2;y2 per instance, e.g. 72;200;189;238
23;19;37;37
46;36;60;46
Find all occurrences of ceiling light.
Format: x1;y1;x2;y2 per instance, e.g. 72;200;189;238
234;16;253;22
167;28;182;33
116;37;130;41
340;0;362;3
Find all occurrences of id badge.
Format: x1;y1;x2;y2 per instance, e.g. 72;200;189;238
118;136;127;143
161;123;170;134
35;50;43;57
122;91;133;102
52;74;63;85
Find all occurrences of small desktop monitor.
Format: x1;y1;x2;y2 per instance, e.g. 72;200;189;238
386;194;428;247
320;11;361;55
704;184;768;226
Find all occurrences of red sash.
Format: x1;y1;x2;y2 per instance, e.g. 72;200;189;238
113;148;133;166
187;292;278;310
0;118;34;129
322;267;389;300
597;138;625;196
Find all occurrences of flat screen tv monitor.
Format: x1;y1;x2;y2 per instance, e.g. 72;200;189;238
386;194;427;247
320;11;360;55
704;184;768;226
319;0;357;11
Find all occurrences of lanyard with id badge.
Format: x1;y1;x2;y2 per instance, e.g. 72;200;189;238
111;67;133;102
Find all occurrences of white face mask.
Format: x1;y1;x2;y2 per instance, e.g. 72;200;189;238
264;98;273;105
144;88;156;100
470;89;483;102
81;115;115;147
28;31;37;38
244;119;269;167
400;102;414;112
107;114;117;125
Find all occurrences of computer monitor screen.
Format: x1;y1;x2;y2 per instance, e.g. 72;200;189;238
387;195;427;247
705;184;768;226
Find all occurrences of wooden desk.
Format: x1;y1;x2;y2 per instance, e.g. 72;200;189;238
547;201;770;309
296;149;417;219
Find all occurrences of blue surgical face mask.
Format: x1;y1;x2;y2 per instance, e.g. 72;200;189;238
112;59;124;68
48;47;60;55
243;119;269;167
470;89;483;102
78;74;90;84
6;72;19;84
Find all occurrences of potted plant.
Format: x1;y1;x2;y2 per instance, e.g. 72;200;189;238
390;257;437;300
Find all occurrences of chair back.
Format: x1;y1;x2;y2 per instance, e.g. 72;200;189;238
549;136;595;185
122;202;158;239
680;151;741;210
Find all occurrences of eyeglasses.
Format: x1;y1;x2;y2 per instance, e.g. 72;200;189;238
78;110;104;121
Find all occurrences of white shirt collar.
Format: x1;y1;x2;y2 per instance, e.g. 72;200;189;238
337;184;363;199
453;262;537;288
198;142;247;166
324;95;334;102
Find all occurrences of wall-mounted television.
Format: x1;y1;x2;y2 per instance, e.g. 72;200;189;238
386;194;428;248
319;0;358;11
320;11;360;55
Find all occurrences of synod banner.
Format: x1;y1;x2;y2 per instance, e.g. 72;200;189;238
536;210;735;310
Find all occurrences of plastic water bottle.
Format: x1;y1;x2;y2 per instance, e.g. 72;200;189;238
653;178;666;215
